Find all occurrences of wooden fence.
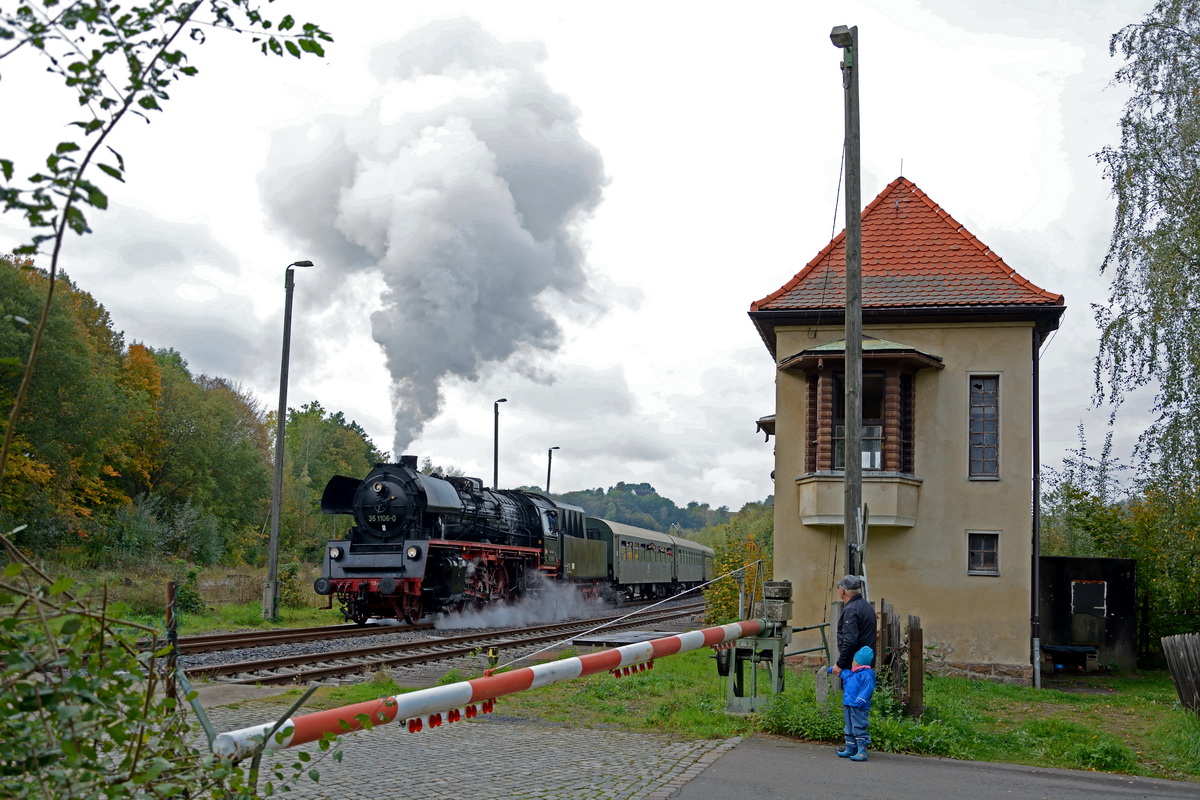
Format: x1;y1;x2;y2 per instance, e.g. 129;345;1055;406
877;598;923;718
1162;632;1200;714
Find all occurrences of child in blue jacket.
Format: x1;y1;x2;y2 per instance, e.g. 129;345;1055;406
828;645;876;761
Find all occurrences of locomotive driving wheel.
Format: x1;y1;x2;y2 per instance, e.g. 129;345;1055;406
402;595;423;625
487;564;511;605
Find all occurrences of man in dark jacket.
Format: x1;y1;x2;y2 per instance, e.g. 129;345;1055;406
831;574;876;675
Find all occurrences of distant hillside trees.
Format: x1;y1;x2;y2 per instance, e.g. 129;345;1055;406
553;481;734;535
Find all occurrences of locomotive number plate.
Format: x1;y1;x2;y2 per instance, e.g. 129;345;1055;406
367;514;399;523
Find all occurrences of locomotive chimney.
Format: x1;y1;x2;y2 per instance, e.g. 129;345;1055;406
401;454;418;469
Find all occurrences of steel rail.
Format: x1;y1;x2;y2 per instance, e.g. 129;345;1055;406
187;604;704;685
171;622;435;654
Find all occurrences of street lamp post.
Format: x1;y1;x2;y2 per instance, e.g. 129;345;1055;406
831;24;863;582
493;398;507;490
546;446;560;493
264;260;314;621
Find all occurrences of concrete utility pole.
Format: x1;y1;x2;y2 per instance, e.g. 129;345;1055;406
831;24;863;578
546;446;560;493
265;259;314;621
493;398;507;490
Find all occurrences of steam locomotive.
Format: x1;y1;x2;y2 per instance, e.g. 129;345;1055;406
313;456;714;624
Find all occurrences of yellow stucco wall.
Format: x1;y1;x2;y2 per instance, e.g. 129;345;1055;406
773;322;1036;676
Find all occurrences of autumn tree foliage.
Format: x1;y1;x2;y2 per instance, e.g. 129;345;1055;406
703;502;774;624
0;258;382;570
0;1;332;494
1;260;145;539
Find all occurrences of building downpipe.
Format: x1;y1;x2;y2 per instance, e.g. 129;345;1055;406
1031;329;1043;689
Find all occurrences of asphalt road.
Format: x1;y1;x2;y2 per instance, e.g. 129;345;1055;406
672;737;1197;800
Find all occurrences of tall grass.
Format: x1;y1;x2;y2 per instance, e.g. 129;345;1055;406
40;562;332;632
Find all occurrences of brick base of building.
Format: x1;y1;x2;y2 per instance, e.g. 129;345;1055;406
786;655;1034;687
925;660;1033;686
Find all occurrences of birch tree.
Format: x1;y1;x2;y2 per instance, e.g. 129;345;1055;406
1094;0;1200;485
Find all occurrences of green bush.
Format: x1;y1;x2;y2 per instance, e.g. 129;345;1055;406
279;561;306;609
172;564;205;614
96;495;226;568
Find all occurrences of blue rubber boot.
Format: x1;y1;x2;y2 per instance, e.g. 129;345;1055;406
850;739;869;762
836;740;857;758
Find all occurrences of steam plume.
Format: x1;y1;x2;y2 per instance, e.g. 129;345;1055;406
260;18;606;453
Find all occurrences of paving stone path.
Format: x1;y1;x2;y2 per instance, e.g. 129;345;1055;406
201;703;737;800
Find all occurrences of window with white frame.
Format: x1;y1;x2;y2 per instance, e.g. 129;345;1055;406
968;374;1000;478
967;531;1000;575
833;372;886;470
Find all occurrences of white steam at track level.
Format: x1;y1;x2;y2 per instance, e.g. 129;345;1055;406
260;18;608;454
434;571;602;630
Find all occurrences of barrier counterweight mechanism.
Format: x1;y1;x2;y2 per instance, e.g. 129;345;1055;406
715;580;794;713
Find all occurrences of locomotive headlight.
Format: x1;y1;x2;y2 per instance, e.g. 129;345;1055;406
329;546;343;560
405;545;422;561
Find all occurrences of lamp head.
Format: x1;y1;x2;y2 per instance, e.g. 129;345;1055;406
830;25;854;48
549;446;560;453
290;260;314;268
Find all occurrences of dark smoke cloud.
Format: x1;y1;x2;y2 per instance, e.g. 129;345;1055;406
260;18;607;455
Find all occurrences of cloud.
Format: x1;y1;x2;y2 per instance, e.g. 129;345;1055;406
259;17;608;457
57;207;270;379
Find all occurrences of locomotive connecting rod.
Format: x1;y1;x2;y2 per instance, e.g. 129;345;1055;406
213;617;770;763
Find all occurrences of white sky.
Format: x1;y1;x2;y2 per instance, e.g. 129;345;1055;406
0;0;1157;510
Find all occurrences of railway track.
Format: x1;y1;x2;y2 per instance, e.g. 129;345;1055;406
185;602;706;686
169;596;685;654
172;621;435;654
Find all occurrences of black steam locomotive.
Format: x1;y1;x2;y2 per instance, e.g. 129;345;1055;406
314;456;713;624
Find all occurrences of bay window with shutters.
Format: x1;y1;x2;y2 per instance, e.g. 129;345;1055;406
783;337;941;476
783;337;942;529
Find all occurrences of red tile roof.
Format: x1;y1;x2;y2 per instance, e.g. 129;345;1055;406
751;177;1064;312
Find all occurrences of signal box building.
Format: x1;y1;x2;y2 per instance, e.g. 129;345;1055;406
749;177;1065;684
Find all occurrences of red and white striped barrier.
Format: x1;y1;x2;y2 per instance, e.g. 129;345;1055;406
213;617;767;762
